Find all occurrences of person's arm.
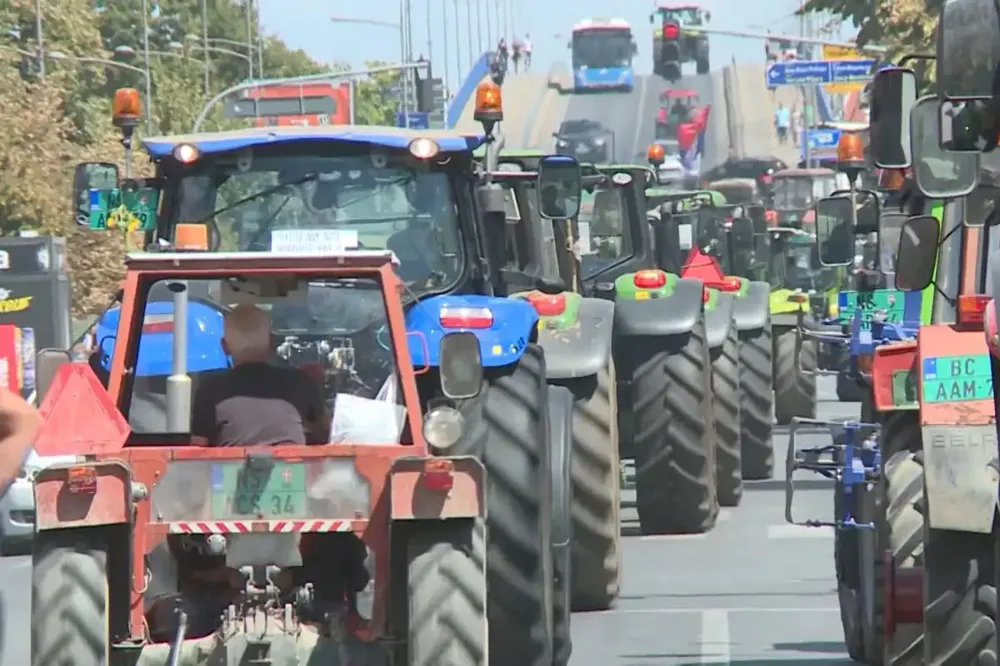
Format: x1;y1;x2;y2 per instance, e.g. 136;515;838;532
0;391;39;486
293;370;330;445
190;381;217;446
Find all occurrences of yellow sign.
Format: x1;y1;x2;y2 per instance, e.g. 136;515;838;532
822;45;866;95
0;296;32;313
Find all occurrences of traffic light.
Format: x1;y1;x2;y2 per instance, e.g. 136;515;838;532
414;64;435;114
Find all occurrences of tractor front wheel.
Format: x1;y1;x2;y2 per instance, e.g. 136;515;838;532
773;327;816;425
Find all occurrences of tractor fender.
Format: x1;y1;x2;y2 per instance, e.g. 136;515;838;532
539;297;614;380
614;277;703;338
405;294;538;368
704;292;735;349
731;281;770;332
770;313;800;330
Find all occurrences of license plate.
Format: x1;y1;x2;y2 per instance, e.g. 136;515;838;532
210;461;307;518
922;354;994;403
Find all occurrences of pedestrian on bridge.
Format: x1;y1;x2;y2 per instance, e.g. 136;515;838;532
775;102;791;145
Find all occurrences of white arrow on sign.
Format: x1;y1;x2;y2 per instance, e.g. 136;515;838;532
766;65;781;82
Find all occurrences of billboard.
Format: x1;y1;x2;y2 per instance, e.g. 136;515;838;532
224;82;351;127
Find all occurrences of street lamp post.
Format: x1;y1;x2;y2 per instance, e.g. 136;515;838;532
34;0;43;79
200;0;209;95
140;0;153;132
245;0;254;80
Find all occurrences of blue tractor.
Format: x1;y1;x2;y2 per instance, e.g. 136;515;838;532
73;81;579;665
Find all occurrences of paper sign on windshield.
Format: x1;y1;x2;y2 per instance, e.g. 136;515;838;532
88;188;159;232
270;229;359;254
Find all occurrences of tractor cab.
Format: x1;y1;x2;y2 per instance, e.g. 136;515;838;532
656;88;698;140
770;167;850;228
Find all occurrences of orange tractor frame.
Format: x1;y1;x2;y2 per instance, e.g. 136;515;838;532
30;251;485;659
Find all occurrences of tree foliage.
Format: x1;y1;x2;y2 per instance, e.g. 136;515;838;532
799;0;942;65
0;0;410;317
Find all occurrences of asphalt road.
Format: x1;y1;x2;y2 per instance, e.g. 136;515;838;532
569;375;857;666
0;378;856;665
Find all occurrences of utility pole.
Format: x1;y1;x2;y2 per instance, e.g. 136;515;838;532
485;0;493;50
443;0;450;97
200;0;209;95
34;0;44;79
141;0;153;132
453;0;460;91
475;0;483;56
244;0;254;80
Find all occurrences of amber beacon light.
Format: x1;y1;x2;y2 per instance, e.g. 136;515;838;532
647;143;665;166
474;81;503;124
112;88;142;128
836;132;866;171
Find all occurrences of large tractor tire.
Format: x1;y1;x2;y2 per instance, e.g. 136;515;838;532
545;385;574;665
711;324;742;507
454;344;554;666
407;523;488;666
737;322;775;480
876;447;924;664
32;531;109;666
773;326;817;425
558;362;621;613
922;524;997;664
835;484;865;662
696;47;710;75
629;319;718;534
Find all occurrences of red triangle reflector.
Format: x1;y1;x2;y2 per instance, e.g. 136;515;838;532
34;363;130;457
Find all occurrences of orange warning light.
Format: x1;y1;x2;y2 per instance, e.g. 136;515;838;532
474;81;503;124
647;143;665;165
878;168;906;191
112;88;142;126
836;132;866;169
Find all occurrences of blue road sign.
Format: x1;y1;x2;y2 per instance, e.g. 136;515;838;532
806;128;841;150
396;111;429;129
765;59;877;87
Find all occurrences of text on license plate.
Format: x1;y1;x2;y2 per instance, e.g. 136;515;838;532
209;461;307;518
922;355;994;403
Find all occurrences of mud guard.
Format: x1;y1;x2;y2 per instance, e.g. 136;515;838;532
539;297;614;380
704;292;735;349
918;326;998;534
769;313;800;329
614;277;703;338
731;281;770;332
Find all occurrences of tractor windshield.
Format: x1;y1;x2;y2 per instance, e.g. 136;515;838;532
772;176;834;210
167;149;465;295
579;183;632;276
127;275;400;442
659;7;701;26
768;233;828;291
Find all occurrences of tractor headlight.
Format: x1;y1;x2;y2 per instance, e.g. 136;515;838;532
423;406;465;451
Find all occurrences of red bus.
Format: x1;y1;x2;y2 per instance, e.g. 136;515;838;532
224;82;351;127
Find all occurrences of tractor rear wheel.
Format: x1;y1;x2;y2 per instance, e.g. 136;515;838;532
559;361;621;612
629;319;718;534
711;324;742;507
407;522;488;666
545;385;574;664
773;327;817;425
738;323;774;480
454;344;554;666
32;530;109;666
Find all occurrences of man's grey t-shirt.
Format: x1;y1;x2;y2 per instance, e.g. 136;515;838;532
191;363;326;446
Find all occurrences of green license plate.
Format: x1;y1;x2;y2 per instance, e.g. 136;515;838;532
922;355;994;403
210;461;307;518
839;290;905;325
891;368;918;408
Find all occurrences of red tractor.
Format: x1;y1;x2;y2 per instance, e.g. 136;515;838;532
28;251;490;665
656;88;698;141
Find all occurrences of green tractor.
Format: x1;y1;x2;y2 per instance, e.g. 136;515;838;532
644;188;777;481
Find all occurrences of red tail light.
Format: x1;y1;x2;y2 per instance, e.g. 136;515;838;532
761;173;773;185
634;270;667;289
705;276;742;292
142;314;174;334
663;24;679;39
957;295;990;327
703;287;711;303
66;466;97;495
421;459;454;492
526;292;566;316
439;306;493;329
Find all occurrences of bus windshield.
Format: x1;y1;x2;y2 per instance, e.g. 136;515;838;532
169;150;465;294
572;30;634;69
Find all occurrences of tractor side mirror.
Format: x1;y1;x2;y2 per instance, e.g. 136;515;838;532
895;215;939;291
815;196;856;266
869;67;917;169
538;154;582;220
912;96;979;197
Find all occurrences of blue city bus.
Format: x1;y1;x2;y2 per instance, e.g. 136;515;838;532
570;18;637;92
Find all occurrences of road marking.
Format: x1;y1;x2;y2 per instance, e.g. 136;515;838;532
599;607;840;615
767;524;835;539
700;610;730;664
630;76;650;162
639;533;707;542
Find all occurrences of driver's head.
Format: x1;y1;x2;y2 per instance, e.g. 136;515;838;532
542;183;560;208
223;304;272;364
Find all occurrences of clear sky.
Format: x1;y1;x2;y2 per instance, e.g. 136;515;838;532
259;0;853;92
